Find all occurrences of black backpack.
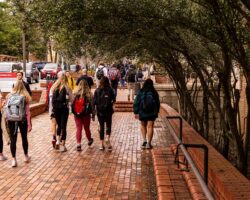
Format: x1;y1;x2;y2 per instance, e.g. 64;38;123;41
97;88;113;112
96;68;104;80
52;87;67;110
137;69;143;79
120;67;126;78
140;91;157;113
127;68;136;82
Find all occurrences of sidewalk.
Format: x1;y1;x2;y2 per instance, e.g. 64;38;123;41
0;111;161;200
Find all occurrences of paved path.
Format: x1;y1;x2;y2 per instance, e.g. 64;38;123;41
0;111;173;200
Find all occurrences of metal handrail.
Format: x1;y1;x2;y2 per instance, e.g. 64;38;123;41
166;116;183;141
177;144;209;184
166;116;214;200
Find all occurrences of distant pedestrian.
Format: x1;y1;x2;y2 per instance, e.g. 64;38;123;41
76;68;94;89
16;71;32;96
72;79;95;151
65;70;76;91
94;76;115;151
51;74;72;152
108;64;121;100
95;62;108;88
119;65;126;89
125;64;137;101
5;80;32;167
133;79;160;149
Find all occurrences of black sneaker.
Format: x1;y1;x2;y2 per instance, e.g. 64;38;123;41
76;145;81;151
88;138;94;146
141;141;147;149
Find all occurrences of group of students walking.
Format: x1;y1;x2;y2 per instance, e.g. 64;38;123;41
0;62;160;168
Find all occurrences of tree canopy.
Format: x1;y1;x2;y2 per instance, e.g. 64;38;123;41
1;0;250;176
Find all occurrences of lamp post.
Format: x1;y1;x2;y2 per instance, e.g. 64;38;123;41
22;22;26;76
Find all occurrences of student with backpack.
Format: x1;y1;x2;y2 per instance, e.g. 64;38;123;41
108;64;121;100
133;79;160;149
0;91;7;161
94;76;115;151
95;63;108;88
51;75;72;152
5;80;32;167
125;64;137;101
72;80;95;151
119;65;126;89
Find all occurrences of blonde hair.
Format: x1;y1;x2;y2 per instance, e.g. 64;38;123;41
73;80;91;100
51;74;69;93
11;80;32;102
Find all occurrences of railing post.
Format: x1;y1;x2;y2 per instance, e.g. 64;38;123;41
166;116;183;141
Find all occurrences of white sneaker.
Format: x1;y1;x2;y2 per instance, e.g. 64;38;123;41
0;155;7;161
24;155;31;163
60;146;67;152
55;140;61;150
11;159;17;167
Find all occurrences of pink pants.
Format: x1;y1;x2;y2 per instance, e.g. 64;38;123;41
74;115;91;144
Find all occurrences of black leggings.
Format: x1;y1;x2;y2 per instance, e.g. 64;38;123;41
8;120;28;157
55;108;69;141
0;113;3;154
97;114;113;140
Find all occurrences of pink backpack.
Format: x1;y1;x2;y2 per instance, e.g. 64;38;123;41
109;68;118;81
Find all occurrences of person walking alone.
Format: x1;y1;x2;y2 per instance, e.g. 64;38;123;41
5;80;32;167
94;76;115;150
51;74;72;152
72;79;95;151
133;79;160;149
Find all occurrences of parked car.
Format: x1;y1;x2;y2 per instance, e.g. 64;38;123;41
70;64;82;72
33;62;48;71
0;62;22;72
41;63;62;79
25;62;39;83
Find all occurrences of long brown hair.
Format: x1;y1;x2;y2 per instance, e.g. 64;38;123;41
73;79;91;99
99;76;110;88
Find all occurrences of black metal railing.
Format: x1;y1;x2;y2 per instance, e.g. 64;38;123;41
166;116;214;200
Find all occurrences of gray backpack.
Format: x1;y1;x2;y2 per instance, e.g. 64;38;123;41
4;94;26;121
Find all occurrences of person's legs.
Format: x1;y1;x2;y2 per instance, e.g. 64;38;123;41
19;121;28;156
147;121;155;148
55;110;62;142
82;115;92;141
97;115;105;149
51;117;57;148
60;109;69;148
0;125;3;154
140;121;147;145
105;114;113;150
8;121;18;158
8;121;18;166
74;115;83;145
127;82;131;100
131;83;136;100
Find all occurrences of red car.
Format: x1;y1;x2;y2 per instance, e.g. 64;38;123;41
41;63;62;79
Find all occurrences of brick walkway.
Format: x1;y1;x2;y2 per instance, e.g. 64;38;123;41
0;89;192;200
0;112;163;199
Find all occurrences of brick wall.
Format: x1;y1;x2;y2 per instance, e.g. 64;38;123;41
160;104;250;199
30;103;47;118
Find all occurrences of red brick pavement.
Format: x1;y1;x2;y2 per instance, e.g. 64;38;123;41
0;112;169;200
